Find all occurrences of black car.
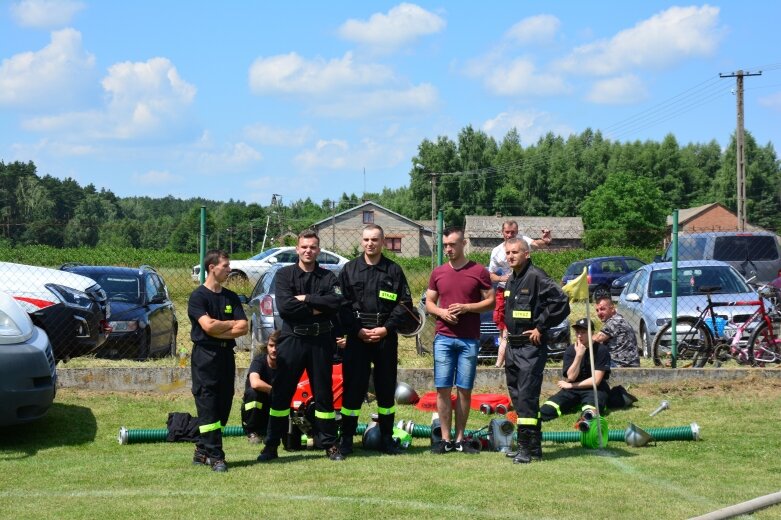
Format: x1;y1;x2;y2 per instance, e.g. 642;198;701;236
61;265;177;360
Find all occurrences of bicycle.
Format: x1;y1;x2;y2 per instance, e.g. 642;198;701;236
651;285;780;367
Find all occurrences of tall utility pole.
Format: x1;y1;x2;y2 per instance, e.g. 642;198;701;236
720;69;762;231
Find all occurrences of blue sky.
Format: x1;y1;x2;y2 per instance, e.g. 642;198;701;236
1;1;779;206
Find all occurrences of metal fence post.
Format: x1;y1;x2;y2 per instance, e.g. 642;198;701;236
671;209;679;367
199;206;206;284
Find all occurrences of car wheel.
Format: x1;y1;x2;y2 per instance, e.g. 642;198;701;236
137;330;151;361
167;324;178;358
640;323;652;358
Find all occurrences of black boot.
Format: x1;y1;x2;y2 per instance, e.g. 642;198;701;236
512;428;533;464
530;427;543;461
381;434;403;455
340;415;357;455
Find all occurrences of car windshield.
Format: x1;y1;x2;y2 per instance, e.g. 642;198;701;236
648;266;751;298
248;248;281;261
95;275;142;303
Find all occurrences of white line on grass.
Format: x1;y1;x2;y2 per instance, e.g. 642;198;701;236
0;489;519;519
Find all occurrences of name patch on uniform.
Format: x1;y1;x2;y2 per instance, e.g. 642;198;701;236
519;288;530;295
225;305;233;313
503;290;510;297
512;310;531;319
379;290;398;301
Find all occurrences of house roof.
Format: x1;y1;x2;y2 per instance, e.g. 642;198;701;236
667;202;765;231
311;200;428;231
465;215;584;239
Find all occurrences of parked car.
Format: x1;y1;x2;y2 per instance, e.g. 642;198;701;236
616;260;765;357
246;262;346;348
192;246;349;286
561;256;646;296
0;262;109;362
0;291;57;426
659;231;781;284
60;265;177;360
418;290;570;364
610;270;641;301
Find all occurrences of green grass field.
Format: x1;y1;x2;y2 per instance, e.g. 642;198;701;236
2;377;780;519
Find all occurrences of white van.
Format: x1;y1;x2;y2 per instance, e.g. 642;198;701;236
661;232;781;284
0;262;110;361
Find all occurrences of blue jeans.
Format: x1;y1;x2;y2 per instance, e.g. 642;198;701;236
433;334;479;390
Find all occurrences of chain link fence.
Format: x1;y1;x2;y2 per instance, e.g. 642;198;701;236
2;220;778;366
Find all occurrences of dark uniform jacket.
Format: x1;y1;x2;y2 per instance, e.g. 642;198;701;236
274;263;343;329
338;254;413;335
504;260;570;341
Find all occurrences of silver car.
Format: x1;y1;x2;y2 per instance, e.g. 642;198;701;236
617;260;763;357
246;263;345;351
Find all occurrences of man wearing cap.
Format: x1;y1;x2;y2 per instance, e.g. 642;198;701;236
503;237;569;464
538;318;611;425
488;220;552;368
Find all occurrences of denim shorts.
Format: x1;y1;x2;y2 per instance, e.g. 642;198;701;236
433;334;479;390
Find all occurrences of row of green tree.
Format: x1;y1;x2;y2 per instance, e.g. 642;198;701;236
1;126;778;253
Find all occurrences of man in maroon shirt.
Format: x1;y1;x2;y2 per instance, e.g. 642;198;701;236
425;227;495;454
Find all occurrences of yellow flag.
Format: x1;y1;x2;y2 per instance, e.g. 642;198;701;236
562;266;589;302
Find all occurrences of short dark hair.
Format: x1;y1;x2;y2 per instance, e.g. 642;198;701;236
505;237;529;252
363;224;384;238
267;330;281;345
442;226;464;238
204;249;229;273
298;229;320;244
502;220;518;230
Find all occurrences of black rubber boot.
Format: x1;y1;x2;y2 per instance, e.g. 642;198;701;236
530;427;543;461
381;434;403;455
512;428;533;464
340;415;357;455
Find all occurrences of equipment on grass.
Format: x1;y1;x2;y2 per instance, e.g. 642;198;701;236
649;400;670;417
394;382;419;405
487;418;514;452
625;422;655;447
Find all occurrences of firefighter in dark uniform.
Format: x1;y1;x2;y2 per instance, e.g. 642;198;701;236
188;249;248;473
502;238;569;464
241;330;280;443
257;230;346;462
338;224;414;456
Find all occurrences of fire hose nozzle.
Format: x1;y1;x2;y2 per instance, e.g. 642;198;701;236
649;400;670;417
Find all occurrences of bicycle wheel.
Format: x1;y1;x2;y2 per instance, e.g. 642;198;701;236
712;344;737;368
747;320;781;366
652;318;712;367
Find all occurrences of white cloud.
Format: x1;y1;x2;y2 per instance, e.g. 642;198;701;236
483;109;573;143
0;28;96;108
243;124;314;146
586;74;648;104
294;139;349;170
312;84;438;118
481;58;570;97
338;3;445;49
505;14;560;45
132;170;182;186
557;5;723;76
195;142;262;173
758;91;781;111
249;51;393;95
10;0;85;28
22;57;197;140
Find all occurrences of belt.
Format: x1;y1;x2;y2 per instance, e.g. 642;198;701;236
507;334;532;347
197;341;231;349
292;322;333;336
355;311;389;327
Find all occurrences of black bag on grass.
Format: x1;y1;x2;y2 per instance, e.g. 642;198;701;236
166;412;200;442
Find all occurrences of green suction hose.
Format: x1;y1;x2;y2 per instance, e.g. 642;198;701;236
118;422;700;445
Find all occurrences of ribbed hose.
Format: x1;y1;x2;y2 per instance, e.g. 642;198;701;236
118;423;700;445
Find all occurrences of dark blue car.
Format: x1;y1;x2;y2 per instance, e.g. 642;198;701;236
61;265;177;360
561;256;646;296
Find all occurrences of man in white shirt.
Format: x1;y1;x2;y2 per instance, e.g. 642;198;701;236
488;220;552;367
